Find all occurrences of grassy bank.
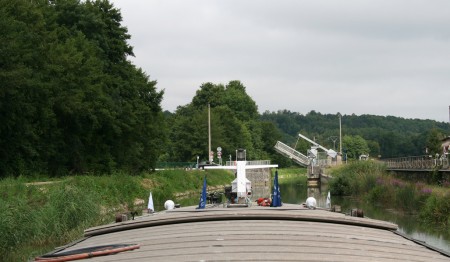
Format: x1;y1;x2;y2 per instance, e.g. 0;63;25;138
276;167;307;180
328;161;450;230
0;169;233;261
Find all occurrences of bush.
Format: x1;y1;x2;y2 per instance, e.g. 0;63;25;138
329;161;384;196
395;183;417;211
420;194;450;227
329;175;353;195
366;185;393;206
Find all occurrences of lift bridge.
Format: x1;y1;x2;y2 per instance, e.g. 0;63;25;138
274;141;310;166
274;133;337;167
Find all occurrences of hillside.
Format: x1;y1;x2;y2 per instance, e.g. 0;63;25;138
261;110;450;158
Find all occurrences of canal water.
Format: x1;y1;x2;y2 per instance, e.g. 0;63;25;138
279;176;450;253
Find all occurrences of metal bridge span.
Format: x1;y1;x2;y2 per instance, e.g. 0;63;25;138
383;155;450;172
275;139;450;172
275;139;450;173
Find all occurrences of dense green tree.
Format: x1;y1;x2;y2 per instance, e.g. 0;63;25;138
167;81;270;164
425;129;446;155
367;140;381;158
191;82;225;109
0;0;164;177
0;0;51;175
342;135;370;159
222;80;259;122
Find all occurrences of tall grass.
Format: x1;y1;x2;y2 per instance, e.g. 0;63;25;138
420;194;450;227
328;161;450;232
276;167;307;177
328;161;382;196
0;169;234;261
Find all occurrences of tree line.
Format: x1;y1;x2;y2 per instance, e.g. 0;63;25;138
162;81;285;167
261;110;450;160
1;0;449;178
1;0;164;176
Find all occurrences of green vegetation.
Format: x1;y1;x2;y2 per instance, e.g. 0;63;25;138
1;0;449;258
163;81;284;166
276;167;307;180
328;161;383;196
2;0;449;179
1;0;164;177
0;170;234;261
262;110;450;159
328;161;450;231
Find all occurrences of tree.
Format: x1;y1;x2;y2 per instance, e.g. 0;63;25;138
342;135;370;159
0;0;53;175
222;80;259;122
425;128;445;155
191;82;225;109
168;81;264;163
0;0;165;176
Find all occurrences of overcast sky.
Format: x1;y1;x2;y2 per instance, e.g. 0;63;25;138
111;0;450;122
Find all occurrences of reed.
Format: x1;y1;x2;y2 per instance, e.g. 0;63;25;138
328;161;383;196
328;161;450;230
420;193;450;228
0;169;234;261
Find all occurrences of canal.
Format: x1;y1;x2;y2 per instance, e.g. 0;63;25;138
279;175;450;253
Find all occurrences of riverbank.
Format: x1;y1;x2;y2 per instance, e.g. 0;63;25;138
328;161;450;234
0;169;233;261
276;167;308;180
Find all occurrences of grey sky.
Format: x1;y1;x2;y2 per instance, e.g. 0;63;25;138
111;0;450;122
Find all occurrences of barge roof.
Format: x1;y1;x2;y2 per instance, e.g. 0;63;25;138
43;204;449;262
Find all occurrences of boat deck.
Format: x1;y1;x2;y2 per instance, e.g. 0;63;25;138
45;204;449;261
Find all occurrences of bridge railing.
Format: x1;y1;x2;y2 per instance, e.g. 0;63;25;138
274;141;310;166
383;155;449;170
224;160;273;166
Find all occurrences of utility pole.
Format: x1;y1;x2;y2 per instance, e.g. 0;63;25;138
208;103;212;163
328;136;338;150
340;115;342;155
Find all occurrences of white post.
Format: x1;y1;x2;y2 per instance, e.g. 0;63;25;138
338;113;342;155
208;103;212;163
236;160;246;198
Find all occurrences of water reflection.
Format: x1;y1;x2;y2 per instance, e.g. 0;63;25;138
279;177;328;207
334;196;450;252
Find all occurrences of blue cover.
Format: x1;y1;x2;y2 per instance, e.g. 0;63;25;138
272;170;282;207
197;176;207;209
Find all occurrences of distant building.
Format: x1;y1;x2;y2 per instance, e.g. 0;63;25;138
442;136;450;155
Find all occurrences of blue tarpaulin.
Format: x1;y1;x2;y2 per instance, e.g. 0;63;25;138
271;170;282;207
197;176;207;209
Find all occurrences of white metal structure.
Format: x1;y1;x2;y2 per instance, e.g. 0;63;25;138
274;133;337;167
274;141;310;166
205;149;278;202
298;133;337;159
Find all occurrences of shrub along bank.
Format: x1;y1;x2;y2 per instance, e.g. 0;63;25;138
0;170;234;262
328;161;450;230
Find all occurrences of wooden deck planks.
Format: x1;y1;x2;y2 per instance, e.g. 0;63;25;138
52;205;448;261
